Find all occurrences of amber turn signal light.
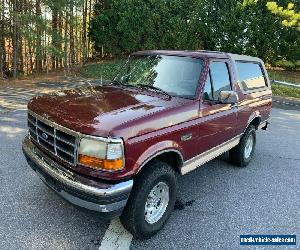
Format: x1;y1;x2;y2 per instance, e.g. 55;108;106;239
78;154;124;171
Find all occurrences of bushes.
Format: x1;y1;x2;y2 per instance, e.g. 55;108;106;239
272;83;300;99
268;70;300;84
274;60;300;71
79;60;125;79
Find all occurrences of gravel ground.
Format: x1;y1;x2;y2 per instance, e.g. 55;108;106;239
0;85;299;249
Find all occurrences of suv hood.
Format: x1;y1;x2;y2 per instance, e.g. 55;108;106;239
28;85;197;140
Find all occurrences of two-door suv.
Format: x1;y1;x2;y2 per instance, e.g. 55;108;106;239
23;50;271;238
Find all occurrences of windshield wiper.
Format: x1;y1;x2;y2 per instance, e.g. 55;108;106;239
137;84;171;98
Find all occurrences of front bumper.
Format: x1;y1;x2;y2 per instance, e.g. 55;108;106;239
22;136;133;216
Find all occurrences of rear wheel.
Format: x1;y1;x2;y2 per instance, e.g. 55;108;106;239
229;125;256;167
120;160;177;239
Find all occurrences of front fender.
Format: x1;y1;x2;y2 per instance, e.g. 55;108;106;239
247;111;261;125
132;140;184;174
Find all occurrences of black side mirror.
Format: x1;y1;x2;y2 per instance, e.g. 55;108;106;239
219;91;238;104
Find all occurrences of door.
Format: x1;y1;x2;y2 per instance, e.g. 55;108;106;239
197;59;239;153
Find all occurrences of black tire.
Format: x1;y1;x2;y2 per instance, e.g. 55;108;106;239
120;160;177;239
229;125;256;167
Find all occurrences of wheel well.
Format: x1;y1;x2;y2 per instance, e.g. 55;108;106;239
249;116;261;129
140;151;183;174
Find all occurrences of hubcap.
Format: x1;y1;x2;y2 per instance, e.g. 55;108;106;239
144;182;169;224
244;134;254;159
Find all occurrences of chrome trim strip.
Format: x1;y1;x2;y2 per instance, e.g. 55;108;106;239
23;136;133;198
181;134;241;175
37;135;54;146
56;136;75;146
54;127;57;155
29;127;36;135
56;145;75;157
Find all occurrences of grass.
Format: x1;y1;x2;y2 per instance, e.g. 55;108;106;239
78;59;125;80
268;70;300;99
268;70;300;84
78;60;300;99
271;83;300;99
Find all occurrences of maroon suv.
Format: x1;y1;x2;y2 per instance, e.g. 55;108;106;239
22;50;272;238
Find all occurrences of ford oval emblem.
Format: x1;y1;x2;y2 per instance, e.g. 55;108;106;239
41;132;48;140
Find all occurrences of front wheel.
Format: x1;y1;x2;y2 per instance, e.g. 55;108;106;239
120;160;177;239
229;125;256;167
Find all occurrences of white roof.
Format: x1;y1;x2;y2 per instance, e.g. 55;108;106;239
227;53;263;63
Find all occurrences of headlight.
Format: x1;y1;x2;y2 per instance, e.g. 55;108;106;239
78;137;124;171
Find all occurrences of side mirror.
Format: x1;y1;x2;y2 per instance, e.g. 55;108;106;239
120;75;129;82
219;91;238;104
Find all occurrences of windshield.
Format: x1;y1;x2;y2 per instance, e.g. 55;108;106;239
114;55;203;99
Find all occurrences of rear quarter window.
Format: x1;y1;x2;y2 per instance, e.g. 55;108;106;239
236;61;267;91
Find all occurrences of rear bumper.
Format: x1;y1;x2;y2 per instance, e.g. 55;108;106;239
22;136;133;216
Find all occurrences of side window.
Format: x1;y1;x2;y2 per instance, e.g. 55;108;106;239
203;72;213;100
236;61;267;90
210;62;231;100
203;61;231;102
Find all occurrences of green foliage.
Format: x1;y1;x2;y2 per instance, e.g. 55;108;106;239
89;0;300;64
268;69;300;84
274;59;300;70
79;59;125;79
89;0;200;55
266;1;300;30
272;82;300;98
295;60;300;68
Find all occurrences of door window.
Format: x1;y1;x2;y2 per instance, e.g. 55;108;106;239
203;61;231;101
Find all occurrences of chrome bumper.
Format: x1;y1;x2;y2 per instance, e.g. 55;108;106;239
22;136;133;214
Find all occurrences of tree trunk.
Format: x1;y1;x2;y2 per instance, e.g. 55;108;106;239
18;0;23;74
35;0;42;72
69;2;75;65
58;12;63;68
0;0;4;78
12;0;18;78
43;10;47;71
64;7;69;75
75;5;79;64
82;0;88;65
52;8;58;69
87;0;92;59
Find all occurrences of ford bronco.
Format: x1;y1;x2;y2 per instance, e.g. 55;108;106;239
22;50;272;239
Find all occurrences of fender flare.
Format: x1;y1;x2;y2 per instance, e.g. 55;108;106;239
246;111;261;132
134;140;184;174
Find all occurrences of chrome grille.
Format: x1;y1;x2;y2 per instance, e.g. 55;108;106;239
28;112;77;165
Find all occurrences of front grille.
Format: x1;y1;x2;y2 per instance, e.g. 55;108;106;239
28;112;78;165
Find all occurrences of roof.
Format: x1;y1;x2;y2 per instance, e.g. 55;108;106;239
132;50;263;63
227;53;263;63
